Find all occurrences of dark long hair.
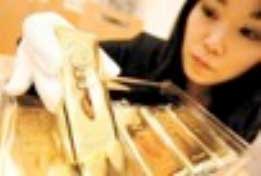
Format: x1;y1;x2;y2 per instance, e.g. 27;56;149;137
153;0;261;141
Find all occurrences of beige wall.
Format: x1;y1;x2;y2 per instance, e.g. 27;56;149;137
135;0;185;39
94;0;186;39
0;0;142;54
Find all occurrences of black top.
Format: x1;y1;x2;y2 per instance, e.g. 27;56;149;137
101;33;261;142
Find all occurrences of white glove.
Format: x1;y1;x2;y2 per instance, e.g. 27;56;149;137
4;12;120;113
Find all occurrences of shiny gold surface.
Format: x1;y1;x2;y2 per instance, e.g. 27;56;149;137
0;97;73;176
173;105;236;159
130;126;184;176
112;102;249;176
150;107;211;164
0;96;249;176
127;112;185;176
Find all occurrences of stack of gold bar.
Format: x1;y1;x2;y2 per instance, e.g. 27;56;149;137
0;94;249;176
0;27;249;176
112;88;249;176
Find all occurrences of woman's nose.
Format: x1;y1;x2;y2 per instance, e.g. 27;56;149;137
203;28;226;56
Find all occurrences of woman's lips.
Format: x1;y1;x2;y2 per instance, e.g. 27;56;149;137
191;53;214;71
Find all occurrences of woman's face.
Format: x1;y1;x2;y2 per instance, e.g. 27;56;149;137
183;0;261;86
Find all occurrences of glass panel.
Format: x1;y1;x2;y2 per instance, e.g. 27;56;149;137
0;94;73;176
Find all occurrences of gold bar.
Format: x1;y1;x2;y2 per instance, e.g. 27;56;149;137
128;122;185;176
3;103;72;176
148;107;212;166
113;104;186;176
172;105;237;162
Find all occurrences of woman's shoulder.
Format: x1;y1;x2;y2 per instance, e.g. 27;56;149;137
253;89;261;103
226;89;261;142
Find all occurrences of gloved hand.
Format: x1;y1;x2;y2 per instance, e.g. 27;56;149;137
4;12;120;113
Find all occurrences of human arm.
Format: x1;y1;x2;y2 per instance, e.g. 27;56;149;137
100;32;166;79
3;12;120;113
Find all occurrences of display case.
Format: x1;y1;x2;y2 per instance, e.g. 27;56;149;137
0;79;250;176
112;82;250;176
0;20;251;176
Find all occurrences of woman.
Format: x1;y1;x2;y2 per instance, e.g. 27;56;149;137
101;0;261;142
4;0;261;142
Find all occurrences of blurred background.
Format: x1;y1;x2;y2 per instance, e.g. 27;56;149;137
0;0;185;54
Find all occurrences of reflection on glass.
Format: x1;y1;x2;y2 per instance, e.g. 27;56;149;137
0;95;73;176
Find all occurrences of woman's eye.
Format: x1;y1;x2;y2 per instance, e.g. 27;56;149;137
240;27;261;41
201;5;218;20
